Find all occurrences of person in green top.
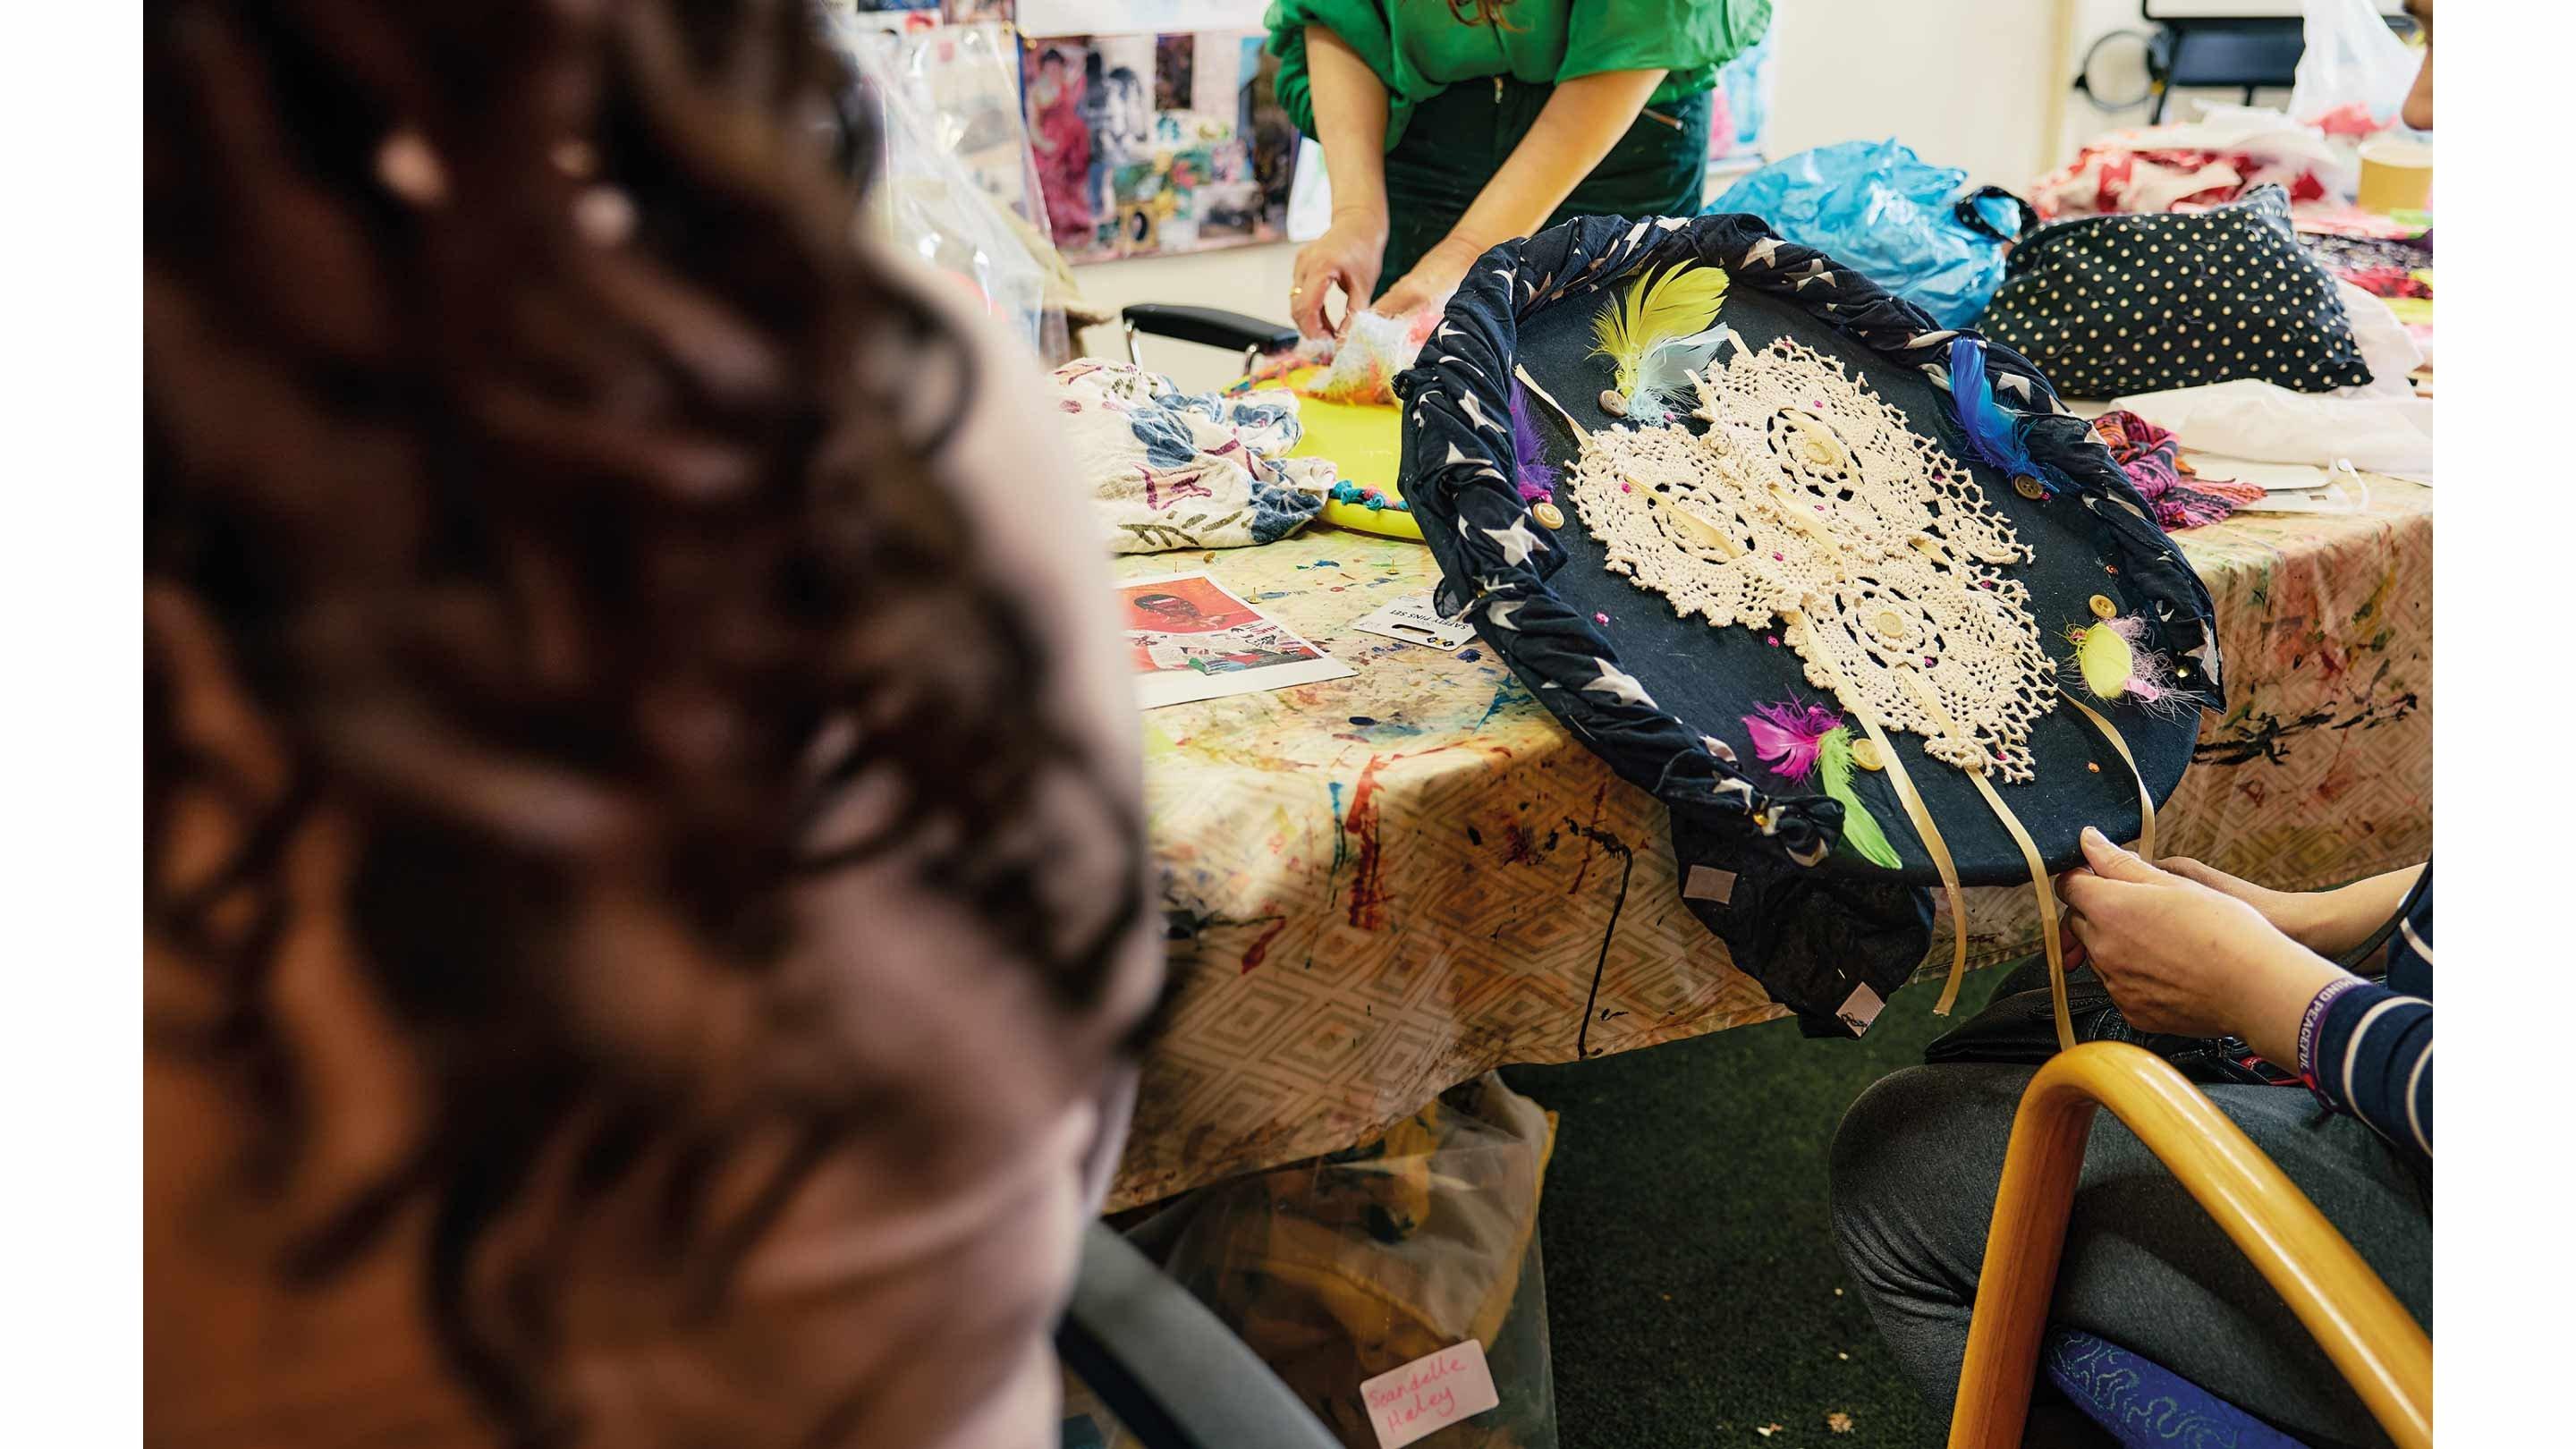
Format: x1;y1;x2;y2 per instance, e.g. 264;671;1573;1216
1268;0;1772;337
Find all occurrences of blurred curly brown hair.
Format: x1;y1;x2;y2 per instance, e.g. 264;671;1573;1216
146;0;1142;1438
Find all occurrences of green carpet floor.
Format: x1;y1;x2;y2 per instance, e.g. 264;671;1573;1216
1499;962;2017;1449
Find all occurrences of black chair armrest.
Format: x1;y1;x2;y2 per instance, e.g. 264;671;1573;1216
1121;303;1299;355
1057;1222;1343;1449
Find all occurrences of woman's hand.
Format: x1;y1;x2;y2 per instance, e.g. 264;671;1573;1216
2059;828;2346;1061
2153;856;2318;947
1291;212;1386;338
1371;236;1479;324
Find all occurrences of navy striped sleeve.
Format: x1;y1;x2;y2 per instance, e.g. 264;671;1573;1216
2300;979;2432;1164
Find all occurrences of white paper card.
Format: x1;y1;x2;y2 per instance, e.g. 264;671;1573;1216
1360;1341;1501;1449
1682;864;1739;906
1349;593;1478;652
2182;454;2334;492
1836;983;1887;1038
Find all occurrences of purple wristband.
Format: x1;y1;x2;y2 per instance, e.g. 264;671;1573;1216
2296;976;2366;1089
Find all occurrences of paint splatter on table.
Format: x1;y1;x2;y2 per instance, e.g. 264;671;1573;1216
1112;484;2431;1210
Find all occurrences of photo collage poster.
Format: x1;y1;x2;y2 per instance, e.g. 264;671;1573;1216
1020;4;1292;261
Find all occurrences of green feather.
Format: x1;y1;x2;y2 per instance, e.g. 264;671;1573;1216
1818;727;1905;870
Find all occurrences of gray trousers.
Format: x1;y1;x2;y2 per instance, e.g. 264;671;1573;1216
1828;1065;2430;1449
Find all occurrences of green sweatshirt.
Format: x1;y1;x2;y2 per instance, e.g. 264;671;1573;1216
1265;0;1772;148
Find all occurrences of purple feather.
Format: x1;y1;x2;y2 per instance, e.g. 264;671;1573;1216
1741;700;1843;782
1511;380;1558;503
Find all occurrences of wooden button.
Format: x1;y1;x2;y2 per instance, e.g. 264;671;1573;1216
2012;474;2047;500
1872;609;1908;640
2088;594;2118;620
1598;388;1628;417
1533;501;1566;530
1848;737;1885;772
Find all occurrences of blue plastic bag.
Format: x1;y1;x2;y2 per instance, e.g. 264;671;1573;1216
1708;139;2035;328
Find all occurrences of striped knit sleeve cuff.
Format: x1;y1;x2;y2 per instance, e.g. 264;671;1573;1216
2296;976;2368;1091
2309;979;2434;1157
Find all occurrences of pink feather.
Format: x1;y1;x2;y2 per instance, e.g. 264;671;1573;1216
1742;700;1842;782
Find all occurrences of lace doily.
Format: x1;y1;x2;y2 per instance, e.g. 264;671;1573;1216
1563;336;2059;782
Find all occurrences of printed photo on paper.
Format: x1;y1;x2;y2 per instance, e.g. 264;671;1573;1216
1119;572;1352;708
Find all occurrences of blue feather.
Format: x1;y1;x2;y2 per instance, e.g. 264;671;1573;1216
1948;336;2061;496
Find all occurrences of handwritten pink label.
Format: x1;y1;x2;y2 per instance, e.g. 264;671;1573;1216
1358;1340;1502;1449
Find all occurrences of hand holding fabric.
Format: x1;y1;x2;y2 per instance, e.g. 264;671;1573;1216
2058;828;2346;1063
2151;855;2318;946
1292;215;1386;338
1370;237;1476;326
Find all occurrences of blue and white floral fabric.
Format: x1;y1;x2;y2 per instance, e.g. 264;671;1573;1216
1053;359;1334;554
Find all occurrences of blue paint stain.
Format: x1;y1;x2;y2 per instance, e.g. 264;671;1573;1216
1255;590;1291;600
1459;648;1483;661
1327;781;1348;874
1348;716;1377;726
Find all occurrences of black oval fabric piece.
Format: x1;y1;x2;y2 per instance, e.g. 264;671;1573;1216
1394;212;2224;1034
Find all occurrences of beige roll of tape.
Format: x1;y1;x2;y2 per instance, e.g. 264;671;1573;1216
2357;136;2434;215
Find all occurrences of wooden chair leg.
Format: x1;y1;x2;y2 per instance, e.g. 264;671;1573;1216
1945;1043;2430;1449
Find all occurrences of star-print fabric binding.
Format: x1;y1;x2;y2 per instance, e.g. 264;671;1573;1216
1395;212;2224;1034
1978;185;2375;399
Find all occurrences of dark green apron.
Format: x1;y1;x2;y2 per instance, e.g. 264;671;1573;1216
1377;79;1713;292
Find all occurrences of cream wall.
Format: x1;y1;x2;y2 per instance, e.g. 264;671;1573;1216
1073;243;1301;394
1065;0;2208;391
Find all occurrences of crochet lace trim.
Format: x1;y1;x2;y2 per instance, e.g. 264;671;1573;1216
1563;337;2059;783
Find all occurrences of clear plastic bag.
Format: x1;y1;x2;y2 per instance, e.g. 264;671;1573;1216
2289;0;2426;138
819;15;1053;353
1091;1074;1559;1449
1707;140;2032;328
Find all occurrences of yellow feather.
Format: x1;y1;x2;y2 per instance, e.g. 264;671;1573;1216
1590;263;1731;394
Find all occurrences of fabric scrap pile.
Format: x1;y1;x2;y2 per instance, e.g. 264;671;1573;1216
2029;106;2347;219
1053;358;1335;554
1241;307;1442;408
2085;411;2265;530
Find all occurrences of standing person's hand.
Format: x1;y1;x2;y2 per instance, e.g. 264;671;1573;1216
2058;827;2345;1053
1291;213;1386;338
1370;236;1479;325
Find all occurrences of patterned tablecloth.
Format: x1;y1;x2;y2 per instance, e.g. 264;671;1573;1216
1112;482;2432;1210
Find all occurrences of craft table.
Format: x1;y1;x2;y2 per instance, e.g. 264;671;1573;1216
1111;481;2431;1211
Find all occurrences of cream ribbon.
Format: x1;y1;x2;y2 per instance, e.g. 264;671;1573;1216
1894;670;2076;1051
2063;692;2157;863
1794;628;1971;1014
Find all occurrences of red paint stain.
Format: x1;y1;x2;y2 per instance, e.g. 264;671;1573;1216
1241;918;1290;974
1343;756;1393;930
1502;824;1542;865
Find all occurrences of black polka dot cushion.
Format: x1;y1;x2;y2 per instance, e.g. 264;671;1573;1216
1977;185;2374;399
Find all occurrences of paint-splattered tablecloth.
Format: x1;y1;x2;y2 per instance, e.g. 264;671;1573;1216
1112;482;2431;1210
